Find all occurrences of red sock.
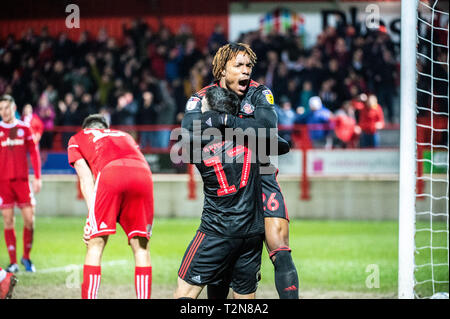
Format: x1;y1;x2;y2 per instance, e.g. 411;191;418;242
4;229;17;264
135;266;152;299
23;227;33;260
81;265;101;299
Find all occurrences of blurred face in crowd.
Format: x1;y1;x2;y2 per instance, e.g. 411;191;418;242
118;95;128;108
353;49;363;61
125;92;134;103
329;59;339;72
65;93;74;106
282;101;292;111
82;93;92;104
0;100;16;123
2;52;12;64
214;24;224;34
54;61;64;73
342;101;353;113
367;94;378;108
303;81;312;91
39;94;49;107
267;51;278;64
142;91;153;105
22;104;33;117
220;52;252;97
335;38;347;54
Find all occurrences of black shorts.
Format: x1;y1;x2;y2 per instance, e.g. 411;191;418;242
261;170;289;221
178;231;264;295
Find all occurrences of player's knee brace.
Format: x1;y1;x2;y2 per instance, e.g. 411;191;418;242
271;249;299;299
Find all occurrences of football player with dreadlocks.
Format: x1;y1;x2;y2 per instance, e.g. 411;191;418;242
181;43;299;299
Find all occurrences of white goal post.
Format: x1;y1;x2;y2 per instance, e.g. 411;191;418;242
398;0;449;299
398;0;418;300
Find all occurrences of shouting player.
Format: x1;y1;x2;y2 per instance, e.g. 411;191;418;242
67;114;154;299
182;43;299;299
0;95;42;273
174;86;265;299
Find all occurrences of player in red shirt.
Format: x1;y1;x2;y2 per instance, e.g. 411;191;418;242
67;114;154;299
0;95;42;273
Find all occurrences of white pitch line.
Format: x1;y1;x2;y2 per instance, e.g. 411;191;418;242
17;260;130;275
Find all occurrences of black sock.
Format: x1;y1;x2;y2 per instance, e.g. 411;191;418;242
272;250;299;299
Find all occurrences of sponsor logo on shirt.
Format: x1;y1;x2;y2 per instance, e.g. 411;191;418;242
1;138;25;147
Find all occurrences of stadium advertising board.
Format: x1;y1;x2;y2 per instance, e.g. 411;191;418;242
277;149;400;176
229;1;401;47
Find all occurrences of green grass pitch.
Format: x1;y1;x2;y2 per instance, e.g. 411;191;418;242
0;216;447;298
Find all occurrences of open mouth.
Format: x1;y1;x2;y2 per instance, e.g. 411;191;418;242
238;79;249;91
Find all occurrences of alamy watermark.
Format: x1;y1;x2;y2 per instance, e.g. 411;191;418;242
365;264;380;289
65;264;81;288
365;4;381;29
65;4;80;29
169;121;280;174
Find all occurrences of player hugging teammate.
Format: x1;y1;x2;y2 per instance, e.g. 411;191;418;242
177;42;299;299
175;86;266;299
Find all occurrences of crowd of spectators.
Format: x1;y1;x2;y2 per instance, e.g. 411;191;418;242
237;22;399;149
0;17;402;150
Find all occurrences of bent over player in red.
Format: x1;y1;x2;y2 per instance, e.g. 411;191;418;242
67;114;154;299
0;95;42;273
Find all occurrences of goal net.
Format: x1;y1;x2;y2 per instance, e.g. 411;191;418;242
399;0;449;299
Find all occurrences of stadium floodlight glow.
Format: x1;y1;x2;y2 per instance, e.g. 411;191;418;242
399;0;449;299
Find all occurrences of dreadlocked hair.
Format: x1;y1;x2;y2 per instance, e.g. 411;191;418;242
212;43;257;80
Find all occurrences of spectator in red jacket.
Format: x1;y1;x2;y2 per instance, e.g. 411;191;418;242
352;94;385;148
333;100;359;148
